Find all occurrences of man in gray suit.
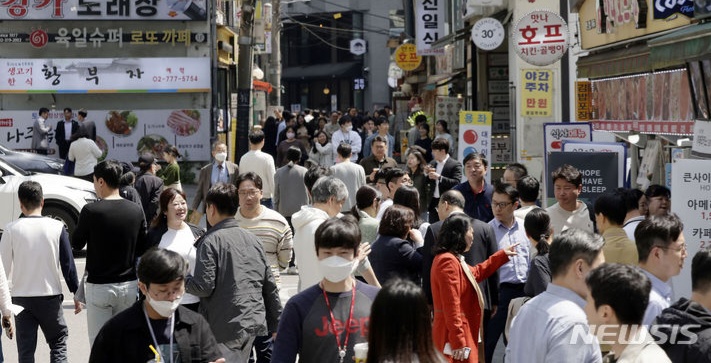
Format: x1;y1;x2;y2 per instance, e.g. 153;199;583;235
191;141;238;226
31;107;52;155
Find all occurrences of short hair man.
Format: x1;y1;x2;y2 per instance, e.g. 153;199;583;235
359;135;398;183
31;107;52;155
191;141;238;224
514;175;540;220
185;183;282;362
135;153;165;222
485;182;531;363
72;160;149;345
506;229;605;363
239;129;276;209
325;111;341;135
453;152;493;223
427;138;463;223
375;168;407;220
77;109;96;141
546;164;594;235
55;107;80;160
1;181;79;361
407;113;428;150
621;188;646;241
330;116;362;163
363;117;395;159
421;190;500;322
233;172;293;362
645;184;670;217
503;163;528;187
594;191;638;265
90;249;224;362
330;143;367;211
272;217;380;363
635;214;687;325
655;249;711;361
584;263;670;363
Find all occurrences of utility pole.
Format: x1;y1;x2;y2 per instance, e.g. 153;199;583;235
269;0;281;106
236;0;256;160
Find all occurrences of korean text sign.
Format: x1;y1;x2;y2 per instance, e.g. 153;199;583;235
458;111;492;184
0;0;207;20
414;0;445;56
546;152;619;207
543;122;592;154
520;69;553;117
512;10;569;66
0;58;210;93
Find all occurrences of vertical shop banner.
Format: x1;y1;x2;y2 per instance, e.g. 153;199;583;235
520;69;553;117
0;109;210;161
671;159;711;300
575;81;592;121
458;111;492;184
414;0;445;56
546;152;619;207
543;122;592;154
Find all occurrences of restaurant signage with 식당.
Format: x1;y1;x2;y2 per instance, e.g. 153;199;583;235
0;58;210;93
394;43;422;71
512;10;570;66
0;0;207;20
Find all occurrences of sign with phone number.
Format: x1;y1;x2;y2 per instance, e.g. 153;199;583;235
0;57;210;93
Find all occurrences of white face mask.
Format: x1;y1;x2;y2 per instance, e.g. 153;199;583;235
147;294;183;318
214;152;227;162
346;125;353;132
286;132;296;139
319;256;356;283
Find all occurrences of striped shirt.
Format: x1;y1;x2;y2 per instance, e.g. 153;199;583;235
234;206;293;270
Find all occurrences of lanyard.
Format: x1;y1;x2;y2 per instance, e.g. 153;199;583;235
143;305;175;363
321;283;356;363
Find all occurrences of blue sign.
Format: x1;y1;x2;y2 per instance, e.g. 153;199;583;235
654;0;694;19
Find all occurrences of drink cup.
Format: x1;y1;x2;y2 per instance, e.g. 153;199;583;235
354;342;368;363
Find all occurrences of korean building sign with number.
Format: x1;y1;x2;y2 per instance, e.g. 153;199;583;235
512;10;570;66
520;69;553;117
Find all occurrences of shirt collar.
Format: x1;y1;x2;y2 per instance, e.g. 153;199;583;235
437;154;449;165
492;217;518;231
546;283;587;309
642;269;672;298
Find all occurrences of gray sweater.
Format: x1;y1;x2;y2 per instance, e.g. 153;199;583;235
274;163;310;217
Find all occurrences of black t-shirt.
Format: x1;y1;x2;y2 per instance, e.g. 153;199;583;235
149;318;181;363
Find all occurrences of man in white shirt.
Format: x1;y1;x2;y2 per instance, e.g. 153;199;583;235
622;188;646;241
634;214;687;325
329;143;366;212
330;115;361;163
546;164;594;235
1;181;79;361
240;129;276;209
506;229;605;363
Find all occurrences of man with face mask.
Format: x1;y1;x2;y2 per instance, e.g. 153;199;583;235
186;183;282;362
90;248;225;363
330;115;362;164
272;216;380;363
191;141;238;226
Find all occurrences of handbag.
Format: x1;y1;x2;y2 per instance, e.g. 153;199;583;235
458;255;486;363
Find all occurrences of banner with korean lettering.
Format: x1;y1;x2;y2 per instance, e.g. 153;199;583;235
0;109;210;161
575;81;592;121
0;58;210;93
0;27;207;48
0;0;207;20
520;69;553;117
414;0;445;56
458;111;492;184
671;159;711;300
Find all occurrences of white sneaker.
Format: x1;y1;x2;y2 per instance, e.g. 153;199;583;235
286;266;298;275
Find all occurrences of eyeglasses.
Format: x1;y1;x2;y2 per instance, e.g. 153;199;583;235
492;201;513;209
147;286;184;301
238;189;261;197
655;243;687;252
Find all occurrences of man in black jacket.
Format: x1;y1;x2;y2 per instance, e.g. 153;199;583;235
55;107;79;159
655;249;711;362
422;190;499;325
426;138;463;223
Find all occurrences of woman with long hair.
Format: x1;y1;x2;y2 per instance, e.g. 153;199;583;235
523;208;553;297
367;278;447;363
406;149;431;220
308;130;334;166
434;120;455;151
393;184;430;237
68;126;102;182
431;214;518;362
158;144;182;191
147;187;205;311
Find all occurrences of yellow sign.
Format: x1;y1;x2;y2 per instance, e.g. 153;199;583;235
520;69;553;117
459;111;492;125
575;81;592;121
394;43;422;71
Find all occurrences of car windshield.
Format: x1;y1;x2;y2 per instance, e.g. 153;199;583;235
0;157;32;176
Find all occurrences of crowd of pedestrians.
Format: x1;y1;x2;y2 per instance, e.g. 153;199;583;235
0;106;708;363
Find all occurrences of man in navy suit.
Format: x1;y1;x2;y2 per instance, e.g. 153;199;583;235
55;108;79;160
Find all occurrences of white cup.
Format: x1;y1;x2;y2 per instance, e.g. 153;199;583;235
353;342;368;363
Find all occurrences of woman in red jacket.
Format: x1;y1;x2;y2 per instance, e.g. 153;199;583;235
431;214;518;362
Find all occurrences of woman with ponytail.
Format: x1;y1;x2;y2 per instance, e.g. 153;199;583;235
523;208;553;297
350;185;382;245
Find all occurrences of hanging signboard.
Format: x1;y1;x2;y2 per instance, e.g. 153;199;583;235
414;0;445;55
471;17;505;51
0;109;210;161
0;0;207;20
458;111;492;185
394;44;422;71
520;69;553;117
543;122;592;154
0;27;207;48
512;10;570;66
575;81;592;121
0;58;211;93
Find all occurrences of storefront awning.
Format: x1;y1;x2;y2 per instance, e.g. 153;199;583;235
576;44;651;79
648;22;711;69
281;61;361;80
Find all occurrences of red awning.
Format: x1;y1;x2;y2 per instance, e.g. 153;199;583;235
253;80;273;93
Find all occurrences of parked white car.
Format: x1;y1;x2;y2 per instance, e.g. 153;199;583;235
0;158;97;239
